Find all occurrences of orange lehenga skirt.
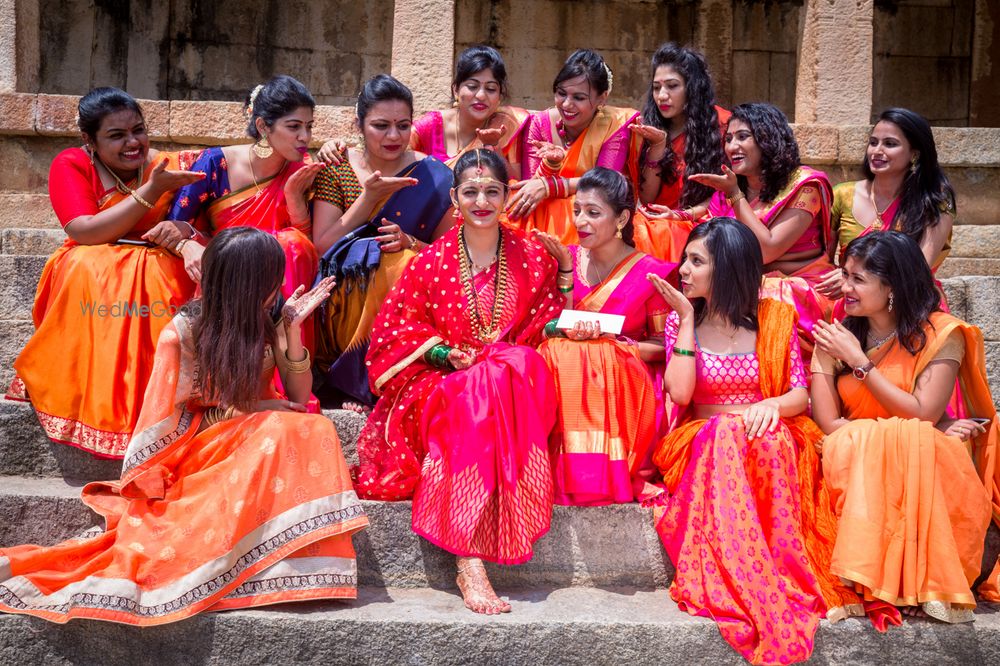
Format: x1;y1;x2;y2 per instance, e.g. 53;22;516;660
0;316;368;625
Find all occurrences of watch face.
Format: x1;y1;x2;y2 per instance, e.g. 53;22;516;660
853;367;867;380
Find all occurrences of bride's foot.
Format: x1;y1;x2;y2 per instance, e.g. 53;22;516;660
456;557;511;615
901;605;929;619
341;401;371;415
921;600;975;624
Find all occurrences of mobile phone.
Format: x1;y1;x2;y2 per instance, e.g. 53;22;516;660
114;238;156;247
970;417;992;426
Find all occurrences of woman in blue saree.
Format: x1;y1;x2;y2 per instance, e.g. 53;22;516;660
312;75;454;408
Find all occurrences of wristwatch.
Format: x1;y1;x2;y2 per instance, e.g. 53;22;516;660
852;360;875;381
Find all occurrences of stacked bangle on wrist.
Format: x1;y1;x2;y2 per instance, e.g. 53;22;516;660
539;157;564;176
424;344;453;370
203;405;237;427
725;190;746;207
276;348;311;374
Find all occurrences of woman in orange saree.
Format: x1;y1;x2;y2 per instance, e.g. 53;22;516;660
167;76;323;329
534;168;675;506
628;43;729;263
647;218;866;665
506;49;640;245
355;150;564;615
7;88;205;458
0;228;367;625
811;231;998;622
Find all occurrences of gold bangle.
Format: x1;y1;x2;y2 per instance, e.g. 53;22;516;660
130;190;154;209
278;347;312;373
725;190;745;207
174;238;190;255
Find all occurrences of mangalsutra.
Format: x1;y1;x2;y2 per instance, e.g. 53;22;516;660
458;225;508;343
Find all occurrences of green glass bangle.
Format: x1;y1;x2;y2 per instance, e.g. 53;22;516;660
671;346;695;357
424;344;453;369
558;285;573;293
543;319;564;339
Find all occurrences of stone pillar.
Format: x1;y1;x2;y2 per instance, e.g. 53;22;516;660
391;0;456;112
0;0;40;93
971;0;1000;127
795;0;873;124
692;0;734;106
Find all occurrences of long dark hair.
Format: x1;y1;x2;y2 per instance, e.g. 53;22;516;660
863;108;956;244
193;227;285;412
77;87;144;139
684;217;761;330
356;74;414;124
729;103;800;203
453;148;509;187
841;231;940;355
553;49;611;96
454;45;509;98
577;167;635;246
640;43;724;208
244;75;315;139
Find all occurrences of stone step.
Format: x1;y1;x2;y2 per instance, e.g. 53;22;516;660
1;585;998;665
0;475;673;590
0;399;366;480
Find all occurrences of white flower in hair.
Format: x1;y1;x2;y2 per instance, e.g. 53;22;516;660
246;84;264;117
602;62;614;94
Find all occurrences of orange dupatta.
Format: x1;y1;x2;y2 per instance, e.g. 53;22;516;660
652;300;860;612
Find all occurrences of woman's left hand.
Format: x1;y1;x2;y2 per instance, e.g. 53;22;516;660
813;319;868;368
506;178;549;220
375;219;413;253
940;418;989;441
282;276;336;328
743;398;781;439
529;139;567;165
689;165;739;195
628;119;668;148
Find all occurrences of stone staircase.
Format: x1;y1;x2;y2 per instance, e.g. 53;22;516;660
1;118;1000;663
1;398;999;665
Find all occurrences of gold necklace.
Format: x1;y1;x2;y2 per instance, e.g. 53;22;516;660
868;183;898;231
458;225;508;343
248;144;262;193
96;154;144;196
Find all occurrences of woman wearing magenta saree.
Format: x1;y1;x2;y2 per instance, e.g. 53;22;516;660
667;103;835;356
167;75;323;312
355;149;563;615
534;168;675;505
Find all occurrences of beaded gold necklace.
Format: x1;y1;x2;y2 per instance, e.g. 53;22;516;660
458;225;508;343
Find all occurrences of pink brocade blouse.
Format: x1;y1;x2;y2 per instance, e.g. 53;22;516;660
663;311;808;406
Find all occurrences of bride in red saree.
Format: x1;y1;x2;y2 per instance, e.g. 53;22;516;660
355;149;563;615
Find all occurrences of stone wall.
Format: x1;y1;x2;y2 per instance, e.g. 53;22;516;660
31;0;394;105
730;0;802;118
873;0;976;126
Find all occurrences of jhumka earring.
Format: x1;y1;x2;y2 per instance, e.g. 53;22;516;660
888;294;894;312
910;155;918;175
615;226;624;239
252;135;273;159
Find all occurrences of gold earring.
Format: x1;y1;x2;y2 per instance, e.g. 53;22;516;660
910;155;918;175
86;146;95;165
252;135;273;159
888;294;894;312
615;226;624;239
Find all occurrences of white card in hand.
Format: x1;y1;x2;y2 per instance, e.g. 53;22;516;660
555;309;625;336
